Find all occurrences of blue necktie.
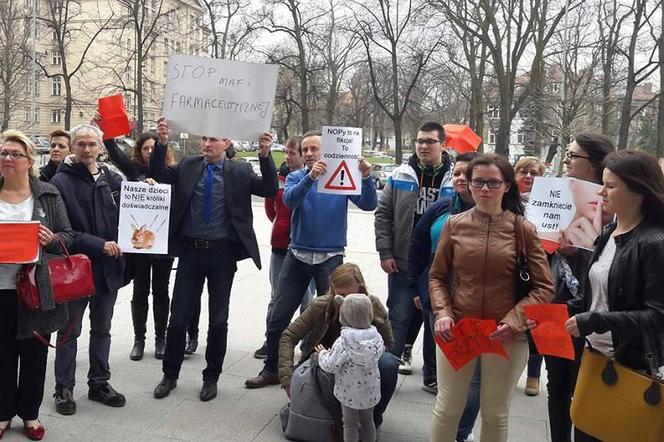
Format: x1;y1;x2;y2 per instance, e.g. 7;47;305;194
203;163;215;224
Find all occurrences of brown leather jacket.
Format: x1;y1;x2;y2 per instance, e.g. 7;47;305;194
429;208;554;333
278;294;394;387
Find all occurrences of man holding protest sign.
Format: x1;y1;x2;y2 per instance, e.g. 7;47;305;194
245;129;378;389
150;118;277;402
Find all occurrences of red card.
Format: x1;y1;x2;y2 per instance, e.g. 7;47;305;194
0;222;40;263
524;304;575;360
435;318;509;371
98;95;131;140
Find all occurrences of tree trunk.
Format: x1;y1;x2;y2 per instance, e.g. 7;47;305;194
617;81;635;150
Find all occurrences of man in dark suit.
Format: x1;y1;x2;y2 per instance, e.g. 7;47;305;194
149;118;277;401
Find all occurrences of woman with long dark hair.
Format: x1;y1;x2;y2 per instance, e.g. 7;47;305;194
104;132;176;360
566;149;664;377
428;154;554;442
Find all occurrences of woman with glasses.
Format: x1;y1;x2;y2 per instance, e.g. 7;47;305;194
428;154;554;442
514;156;545;201
543;132;613;442
566;150;664;440
0;130;74;440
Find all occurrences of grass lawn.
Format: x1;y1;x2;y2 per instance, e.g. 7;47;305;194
237;151;396;166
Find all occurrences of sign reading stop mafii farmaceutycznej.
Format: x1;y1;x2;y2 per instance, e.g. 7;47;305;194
118;182;171;255
318;126;363;196
163;55;279;140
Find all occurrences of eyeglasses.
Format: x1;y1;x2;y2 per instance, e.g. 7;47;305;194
469;179;504;189
415;139;443;147
564;151;589;160
0;151;29;160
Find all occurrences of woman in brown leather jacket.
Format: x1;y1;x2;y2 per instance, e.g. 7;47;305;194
428;154;554;442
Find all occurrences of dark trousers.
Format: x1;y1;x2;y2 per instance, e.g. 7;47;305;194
0;291;48;421
162;243;237;381
545;340;599;442
527;334;543;378
264;251;344;374
55;284;118;390
131;255;173;341
386;271;415;357
416;272;436;381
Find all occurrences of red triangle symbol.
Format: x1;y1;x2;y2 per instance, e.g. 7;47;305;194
324;160;357;190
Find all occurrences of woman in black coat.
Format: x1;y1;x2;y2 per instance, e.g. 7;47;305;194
567;149;664;376
0;130;74;440
104;133;176;360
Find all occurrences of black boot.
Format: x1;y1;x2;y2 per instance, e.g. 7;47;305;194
130;339;145;361
155;338;166;359
185;334;198;355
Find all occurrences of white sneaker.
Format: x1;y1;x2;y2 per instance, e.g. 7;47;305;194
463;433;475;442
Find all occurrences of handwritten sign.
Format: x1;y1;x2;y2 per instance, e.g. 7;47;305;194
524;304;575;360
435;318;508;371
118;182;171;254
163;55;278;140
525;177;602;250
0;221;40;263
318;126;363;195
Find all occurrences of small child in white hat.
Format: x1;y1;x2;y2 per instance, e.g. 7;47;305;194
316;294;384;442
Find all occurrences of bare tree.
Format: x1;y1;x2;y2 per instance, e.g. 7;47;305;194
114;0;175;134
0;0;30;131
200;0;262;59
437;0;576;157
309;1;360;125
616;0;660;149
38;0;113;129
353;0;440;163
263;0;327;132
430;0;489;143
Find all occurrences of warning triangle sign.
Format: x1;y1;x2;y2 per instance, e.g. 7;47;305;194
324;160;357;191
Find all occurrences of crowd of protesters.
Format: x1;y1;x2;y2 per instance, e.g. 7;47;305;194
0;117;662;442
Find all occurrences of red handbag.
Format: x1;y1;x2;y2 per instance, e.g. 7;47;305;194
17;241;95;310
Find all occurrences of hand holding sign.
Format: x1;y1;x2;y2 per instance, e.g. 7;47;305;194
524;304;575;360
435;318;509;371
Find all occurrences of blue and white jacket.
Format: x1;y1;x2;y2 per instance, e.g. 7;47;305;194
374;154;452;270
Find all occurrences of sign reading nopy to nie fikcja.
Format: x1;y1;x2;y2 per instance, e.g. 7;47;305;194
318;126;363;196
163;55;279;141
118;182;171;255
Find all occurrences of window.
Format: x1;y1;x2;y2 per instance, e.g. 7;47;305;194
51;109;62;123
52;49;61;65
124;94;131;109
488;130;496;145
51;76;61;96
149;56;155;76
176;42;181;53
517;130;525;145
488;105;500;119
163;61;168;79
24;107;30;122
551;83;560;93
52;29;58;41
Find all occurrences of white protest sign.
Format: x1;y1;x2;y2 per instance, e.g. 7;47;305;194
163;55;278;140
525;177;602;250
318;126;363;195
118;182;171;254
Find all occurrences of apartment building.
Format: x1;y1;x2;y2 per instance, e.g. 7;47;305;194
8;0;207;137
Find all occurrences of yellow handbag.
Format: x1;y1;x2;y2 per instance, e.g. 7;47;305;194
571;343;664;442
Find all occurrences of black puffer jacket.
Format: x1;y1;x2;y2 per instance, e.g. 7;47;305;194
569;222;664;372
50;159;126;293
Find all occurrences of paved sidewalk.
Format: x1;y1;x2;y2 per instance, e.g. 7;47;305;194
4;204;551;441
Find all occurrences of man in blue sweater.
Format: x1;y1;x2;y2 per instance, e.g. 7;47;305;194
245;130;377;388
